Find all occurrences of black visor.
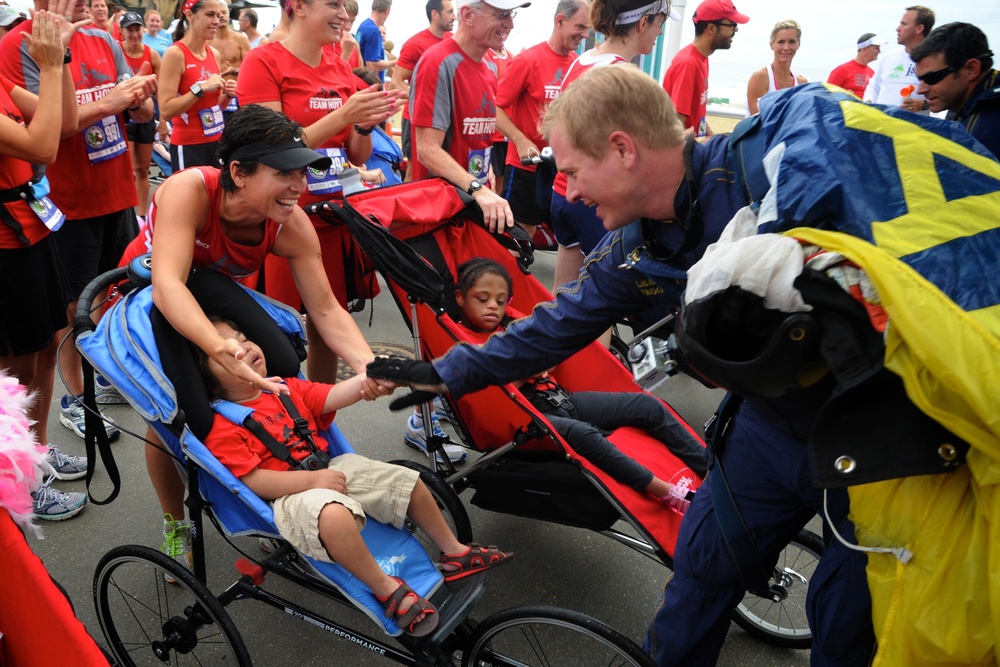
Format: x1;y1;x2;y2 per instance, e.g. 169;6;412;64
229;138;332;172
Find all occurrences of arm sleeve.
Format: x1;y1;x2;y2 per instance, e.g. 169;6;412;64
662;62;697;117
109;37;132;81
204;420;264;479
826;65;845;87
434;239;652;397
410;55;453;132
235;48;278;103
396;37;422;71
863;59;882;102
18;39;40;94
495;54;528;110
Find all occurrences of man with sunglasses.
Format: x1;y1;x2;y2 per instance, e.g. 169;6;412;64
661;0;748;137
864;5;934;113
408;0;530;233
911;22;1000;158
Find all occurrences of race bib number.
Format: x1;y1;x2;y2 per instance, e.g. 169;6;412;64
225;95;238;113
28;196;66;232
199;105;224;137
306;148;349;196
467;147;490;181
84;116;127;164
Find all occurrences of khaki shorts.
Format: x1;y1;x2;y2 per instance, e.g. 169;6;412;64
272;453;419;564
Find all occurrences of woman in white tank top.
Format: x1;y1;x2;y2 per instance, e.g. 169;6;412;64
745;19;808;115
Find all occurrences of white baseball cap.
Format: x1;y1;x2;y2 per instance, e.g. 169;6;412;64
455;0;532;10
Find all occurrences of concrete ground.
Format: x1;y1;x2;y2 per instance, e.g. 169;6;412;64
29;248;812;666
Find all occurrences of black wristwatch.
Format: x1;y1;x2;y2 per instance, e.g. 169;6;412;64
466;179;482;195
190;82;205;98
353;123;374;136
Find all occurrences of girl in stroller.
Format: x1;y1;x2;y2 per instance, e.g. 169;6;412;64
451;259;707;511
197;317;514;636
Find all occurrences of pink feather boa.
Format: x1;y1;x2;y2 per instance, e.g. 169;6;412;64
0;370;52;538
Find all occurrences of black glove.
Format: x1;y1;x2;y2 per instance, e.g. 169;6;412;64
367;356;446;412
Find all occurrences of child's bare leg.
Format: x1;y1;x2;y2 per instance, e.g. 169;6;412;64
146;427;186;519
317;502;426;620
404;480;465;555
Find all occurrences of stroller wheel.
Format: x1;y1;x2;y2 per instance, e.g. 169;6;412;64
462;605;654;667
732;529;823;648
94;544;251;666
391;460;473;553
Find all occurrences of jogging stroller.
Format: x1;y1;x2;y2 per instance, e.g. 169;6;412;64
73;260;655;666
313;178;825;649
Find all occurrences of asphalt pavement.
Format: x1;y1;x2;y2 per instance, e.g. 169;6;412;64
29;248;811;666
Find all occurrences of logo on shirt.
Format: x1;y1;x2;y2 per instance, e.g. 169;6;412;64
2;103;23;126
463;93;496;136
545;67;566;98
76;81;115;106
84;125;106;149
309;88;344;111
78;63;114;88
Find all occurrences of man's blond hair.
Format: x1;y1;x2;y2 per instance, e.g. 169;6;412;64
541;66;684;159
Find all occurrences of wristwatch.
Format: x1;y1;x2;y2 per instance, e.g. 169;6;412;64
190;82;205;98
466;179;483;195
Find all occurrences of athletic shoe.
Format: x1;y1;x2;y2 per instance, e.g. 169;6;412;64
404;414;467;464
46;445;88;481
432;396;455;424
162;514;193;583
95;373;128;405
32;478;87;521
59;395;120;441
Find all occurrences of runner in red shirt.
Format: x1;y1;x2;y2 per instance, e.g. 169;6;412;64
1;0;156;445
548;0;674;290
237;0;401;384
495;0;590;238
827;33;885;98
159;0;235;171
409;0;530;232
662;0;748;137
390;0;455;164
120;12;161;218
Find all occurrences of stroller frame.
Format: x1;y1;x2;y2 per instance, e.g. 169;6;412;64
324;179;825;650
76;263;657;667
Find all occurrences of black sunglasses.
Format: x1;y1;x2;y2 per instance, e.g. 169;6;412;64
713;21;738;30
916;64;959;85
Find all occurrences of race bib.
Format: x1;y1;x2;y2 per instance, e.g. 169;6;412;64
467;147;490;181
28;196;66;232
83;116;128;164
199;105;224;137
306;148;349;196
225;95;238;113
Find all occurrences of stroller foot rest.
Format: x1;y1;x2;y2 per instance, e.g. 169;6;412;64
235;558;265;586
424;572;489;646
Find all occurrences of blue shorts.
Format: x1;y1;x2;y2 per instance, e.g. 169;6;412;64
549;190;610;254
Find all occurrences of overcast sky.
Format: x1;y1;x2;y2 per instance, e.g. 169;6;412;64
378;0;1000;95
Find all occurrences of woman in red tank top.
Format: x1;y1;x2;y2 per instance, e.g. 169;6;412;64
235;0;402;383
159;0;236;172
141;104;390;552
0;13;81;472
120;12;161;218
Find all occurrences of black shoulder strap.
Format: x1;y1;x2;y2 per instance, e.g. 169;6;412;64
82;359;121;505
728;115;770;206
240;393;322;469
704;393;779;599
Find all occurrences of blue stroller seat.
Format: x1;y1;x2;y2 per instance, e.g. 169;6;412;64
76;268;443;636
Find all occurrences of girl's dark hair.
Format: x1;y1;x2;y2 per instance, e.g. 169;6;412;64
192;315;240;400
173;0;210;41
456;258;513;297
591;0;663;38
215;104;308;193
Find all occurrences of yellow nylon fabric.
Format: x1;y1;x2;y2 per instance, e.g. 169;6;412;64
789;226;999;665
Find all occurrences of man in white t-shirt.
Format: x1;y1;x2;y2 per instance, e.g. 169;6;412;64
864;5;935;114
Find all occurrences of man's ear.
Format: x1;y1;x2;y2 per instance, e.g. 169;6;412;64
963;56;983;79
607;130;638;168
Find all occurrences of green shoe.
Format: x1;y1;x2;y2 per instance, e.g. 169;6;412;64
161;513;192;582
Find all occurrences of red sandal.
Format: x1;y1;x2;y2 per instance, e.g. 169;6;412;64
375;577;439;637
440;543;514;582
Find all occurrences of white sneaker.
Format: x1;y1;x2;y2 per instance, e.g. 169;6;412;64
404;413;467;464
95;373;128;405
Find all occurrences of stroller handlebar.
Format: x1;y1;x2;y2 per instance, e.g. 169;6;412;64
520;147;556;168
74;253;153;336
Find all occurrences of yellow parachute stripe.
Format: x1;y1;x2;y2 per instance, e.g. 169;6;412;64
838;100;1000;259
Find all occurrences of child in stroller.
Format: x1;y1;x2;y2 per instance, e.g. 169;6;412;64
445;258;708;511
196;316;514;637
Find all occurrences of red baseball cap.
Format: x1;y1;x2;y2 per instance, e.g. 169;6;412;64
692;0;749;24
